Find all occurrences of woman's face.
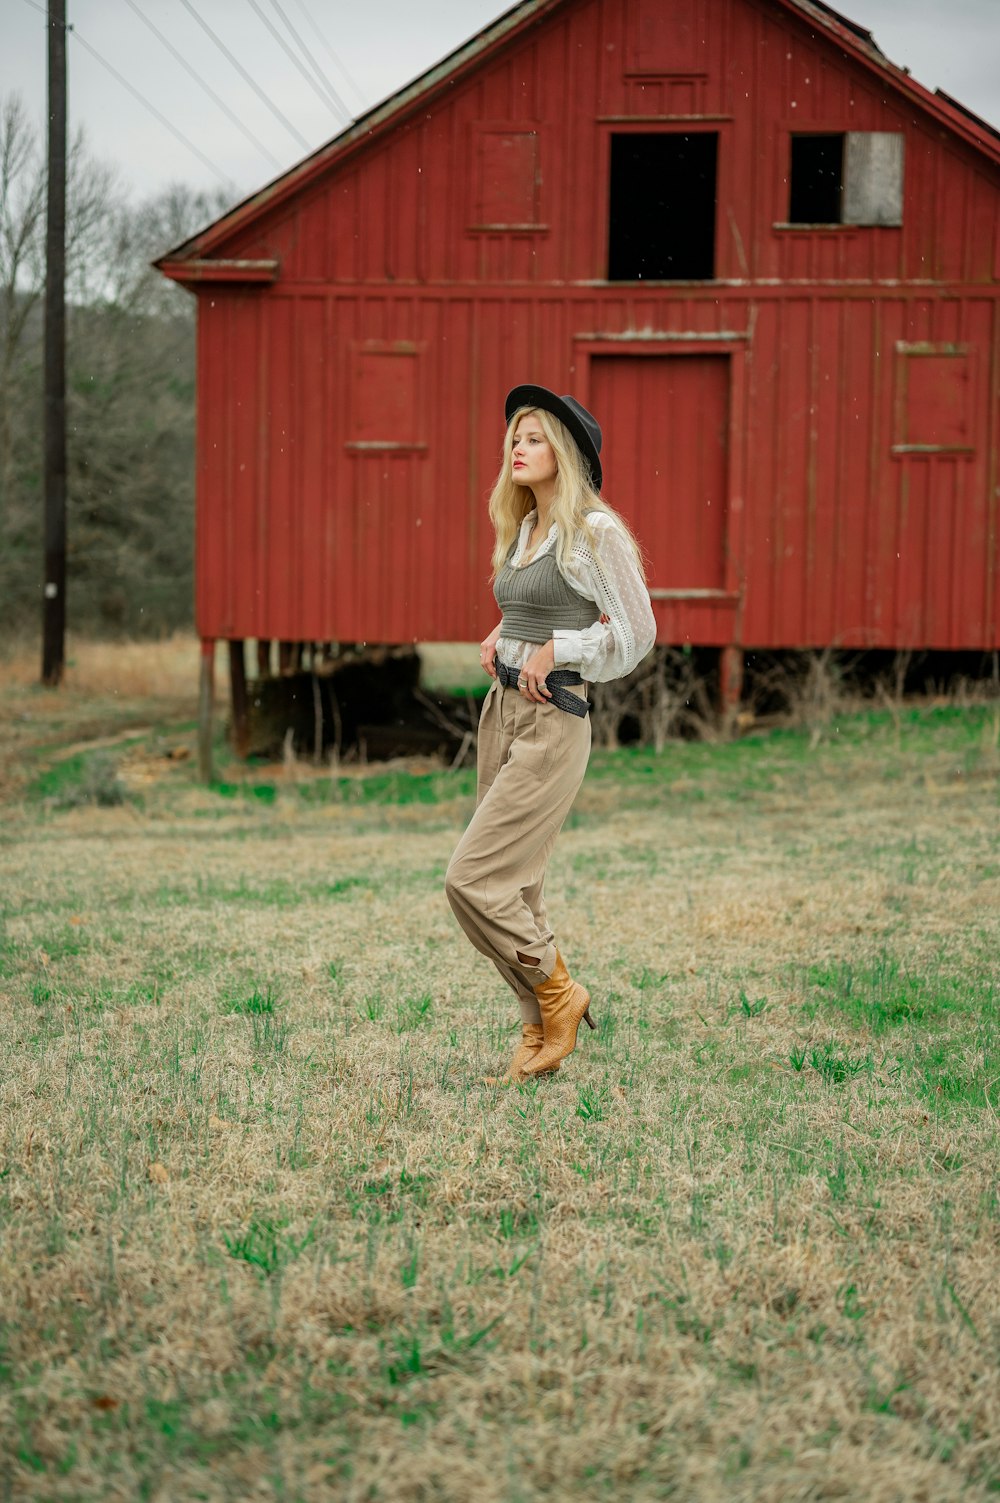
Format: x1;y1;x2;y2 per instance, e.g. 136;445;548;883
510;412;557;491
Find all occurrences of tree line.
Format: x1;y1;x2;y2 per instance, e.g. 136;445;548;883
1;91;231;639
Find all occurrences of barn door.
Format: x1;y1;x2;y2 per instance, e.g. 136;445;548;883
589;354;731;597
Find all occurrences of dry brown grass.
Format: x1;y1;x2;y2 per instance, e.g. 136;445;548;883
0;632;218;698
0;633;220;805
0;653;998;1500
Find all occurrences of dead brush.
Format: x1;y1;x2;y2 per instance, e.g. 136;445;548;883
631;649;716;750
928;653;1000;712
745;649;860;744
797;649;858;746
589;674;633;750
872;650;911;742
590;647;713;749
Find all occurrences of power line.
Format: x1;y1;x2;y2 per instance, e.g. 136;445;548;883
285;0;368;114
122;0;284;171
245;0;349;123
176;0;311;152
70;30;235;188
266;0;352;120
19;0;235;187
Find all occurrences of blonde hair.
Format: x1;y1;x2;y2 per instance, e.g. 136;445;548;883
488;406;645;578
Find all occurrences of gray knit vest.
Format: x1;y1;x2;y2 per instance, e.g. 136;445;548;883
493;542;600;644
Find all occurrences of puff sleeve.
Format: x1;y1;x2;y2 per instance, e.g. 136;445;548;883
552;513;656;682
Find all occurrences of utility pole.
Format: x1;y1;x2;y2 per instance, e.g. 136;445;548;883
41;0;67;686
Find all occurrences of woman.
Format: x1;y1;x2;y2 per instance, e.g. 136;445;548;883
445;384;656;1084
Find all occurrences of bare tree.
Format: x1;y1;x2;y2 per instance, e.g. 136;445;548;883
64;131;120;307
111;181;232;317
0;92;126;514
0;90;238;639
0;94;45;516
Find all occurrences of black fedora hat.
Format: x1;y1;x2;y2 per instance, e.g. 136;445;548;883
505;383;603;491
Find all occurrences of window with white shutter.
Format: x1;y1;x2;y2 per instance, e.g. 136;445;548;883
786;132;903;227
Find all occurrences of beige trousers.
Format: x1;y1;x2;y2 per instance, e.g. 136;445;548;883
445;677;591;1024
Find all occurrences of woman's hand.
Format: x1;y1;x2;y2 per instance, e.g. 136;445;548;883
480;621;503;678
519;639;555;702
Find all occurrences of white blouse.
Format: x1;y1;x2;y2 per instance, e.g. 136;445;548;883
496;510;657;683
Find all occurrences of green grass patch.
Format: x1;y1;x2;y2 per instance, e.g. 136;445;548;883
210;779;278;804
803;953;997;1035
28;749;130;809
223;1216;316;1275
224;985;277;1016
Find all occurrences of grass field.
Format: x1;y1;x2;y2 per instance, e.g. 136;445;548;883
1;641;998;1501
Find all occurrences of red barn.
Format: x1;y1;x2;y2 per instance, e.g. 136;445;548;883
157;0;1000;763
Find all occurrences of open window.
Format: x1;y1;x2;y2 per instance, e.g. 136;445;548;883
787;131;904;226
608;132;717;280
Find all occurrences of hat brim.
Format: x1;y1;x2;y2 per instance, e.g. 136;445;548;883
504;383;602;491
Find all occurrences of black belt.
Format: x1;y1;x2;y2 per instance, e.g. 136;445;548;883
494;658;591;718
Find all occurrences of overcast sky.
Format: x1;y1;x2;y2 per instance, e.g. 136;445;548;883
2;0;998;203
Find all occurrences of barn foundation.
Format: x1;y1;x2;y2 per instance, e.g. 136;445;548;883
197;639;215;783
720;646;745;728
222;642;478;765
228;640;250;758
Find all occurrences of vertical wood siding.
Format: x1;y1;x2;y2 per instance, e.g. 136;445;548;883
190;0;1000;650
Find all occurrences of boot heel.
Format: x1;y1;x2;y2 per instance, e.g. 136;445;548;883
523;955;594;1075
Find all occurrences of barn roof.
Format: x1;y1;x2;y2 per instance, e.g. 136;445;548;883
156;0;1000;281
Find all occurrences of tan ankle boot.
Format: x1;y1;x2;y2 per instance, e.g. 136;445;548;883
483;1023;560;1086
520;952;595;1076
